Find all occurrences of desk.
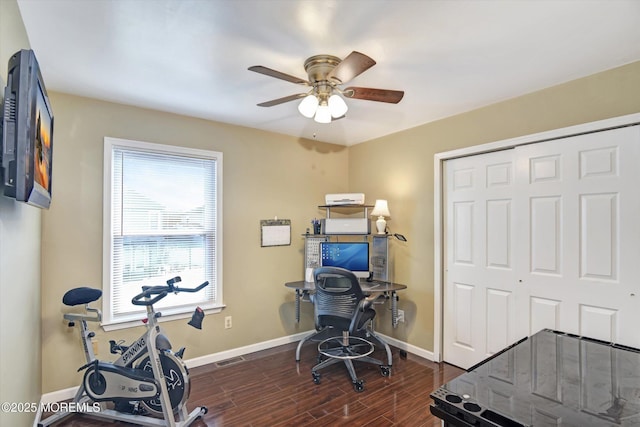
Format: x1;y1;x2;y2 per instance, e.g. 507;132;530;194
430;329;640;426
284;279;407;328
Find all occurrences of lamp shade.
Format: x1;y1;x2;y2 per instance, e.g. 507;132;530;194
298;94;319;118
328;94;348;118
371;199;390;217
314;104;331;123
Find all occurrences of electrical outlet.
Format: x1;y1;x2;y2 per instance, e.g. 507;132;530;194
224;316;232;329
397;309;405;323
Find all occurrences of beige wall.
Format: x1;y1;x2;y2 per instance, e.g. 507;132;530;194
349;61;640;351
41;92;349;392
0;1;42;426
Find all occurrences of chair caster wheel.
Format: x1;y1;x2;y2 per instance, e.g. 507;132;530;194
202;406;208;415
380;366;391;377
353;379;365;392
312;372;321;385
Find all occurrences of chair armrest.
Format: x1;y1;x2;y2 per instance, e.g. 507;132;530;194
359;292;382;311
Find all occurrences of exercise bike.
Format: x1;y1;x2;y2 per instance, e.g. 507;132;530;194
39;276;209;427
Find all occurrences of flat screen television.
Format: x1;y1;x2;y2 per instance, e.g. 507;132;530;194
1;49;54;209
320;241;370;279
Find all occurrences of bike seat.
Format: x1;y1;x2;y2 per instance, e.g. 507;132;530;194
63;287;102;306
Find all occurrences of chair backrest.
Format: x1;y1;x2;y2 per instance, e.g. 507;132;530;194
313;267;369;332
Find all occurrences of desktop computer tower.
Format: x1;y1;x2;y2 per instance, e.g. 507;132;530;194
371;236;389;281
304;235;330;271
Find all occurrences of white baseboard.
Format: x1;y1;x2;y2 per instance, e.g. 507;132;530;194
183;330;312;368
38;331;434;406
376;332;435;362
40;386;79;404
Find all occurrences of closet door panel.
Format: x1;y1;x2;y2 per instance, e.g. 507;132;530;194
444;150;516;369
515;125;640;347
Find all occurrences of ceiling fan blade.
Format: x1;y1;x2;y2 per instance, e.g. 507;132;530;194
257;93;307;107
326;51;376;84
343;87;404;104
248;65;310;85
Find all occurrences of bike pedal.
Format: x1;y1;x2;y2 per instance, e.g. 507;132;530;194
114;401;137;414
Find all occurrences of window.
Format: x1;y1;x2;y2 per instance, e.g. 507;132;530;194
103;137;223;328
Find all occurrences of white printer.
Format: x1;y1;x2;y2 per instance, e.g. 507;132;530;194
324;193;365;206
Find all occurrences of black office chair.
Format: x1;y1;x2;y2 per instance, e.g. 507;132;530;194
310;267;391;392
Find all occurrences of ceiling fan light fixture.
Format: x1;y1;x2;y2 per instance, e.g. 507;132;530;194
328;94;348;118
298;94;319;118
250;51;405;123
314;103;331;123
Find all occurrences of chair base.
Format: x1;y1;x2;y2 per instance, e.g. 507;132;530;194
311;334;391;392
296;326;394;367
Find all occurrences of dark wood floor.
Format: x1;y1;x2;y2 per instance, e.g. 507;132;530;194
40;341;463;426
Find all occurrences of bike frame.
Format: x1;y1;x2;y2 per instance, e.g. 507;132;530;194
131;300;184;424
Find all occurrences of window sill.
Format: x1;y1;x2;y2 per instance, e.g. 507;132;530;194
101;305;226;332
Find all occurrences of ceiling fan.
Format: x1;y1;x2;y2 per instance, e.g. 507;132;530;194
248;51;404;123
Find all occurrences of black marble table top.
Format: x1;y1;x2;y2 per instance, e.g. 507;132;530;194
431;329;640;426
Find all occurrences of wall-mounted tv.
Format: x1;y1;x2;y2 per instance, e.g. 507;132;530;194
1;49;54;209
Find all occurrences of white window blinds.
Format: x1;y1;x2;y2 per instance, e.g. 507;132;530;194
108;143;219;322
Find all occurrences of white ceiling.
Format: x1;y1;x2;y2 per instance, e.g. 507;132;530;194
16;0;640;146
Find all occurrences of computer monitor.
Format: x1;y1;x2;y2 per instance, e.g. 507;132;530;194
319;241;370;279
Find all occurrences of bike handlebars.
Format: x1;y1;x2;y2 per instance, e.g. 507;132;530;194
131;277;210;306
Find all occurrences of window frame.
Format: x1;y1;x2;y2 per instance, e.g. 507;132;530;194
102;137;223;330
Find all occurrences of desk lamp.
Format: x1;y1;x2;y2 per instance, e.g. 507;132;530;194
371;200;390;234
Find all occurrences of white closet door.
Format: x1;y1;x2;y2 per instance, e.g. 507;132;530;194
444;125;640;369
514;125;640;346
444;149;517;369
